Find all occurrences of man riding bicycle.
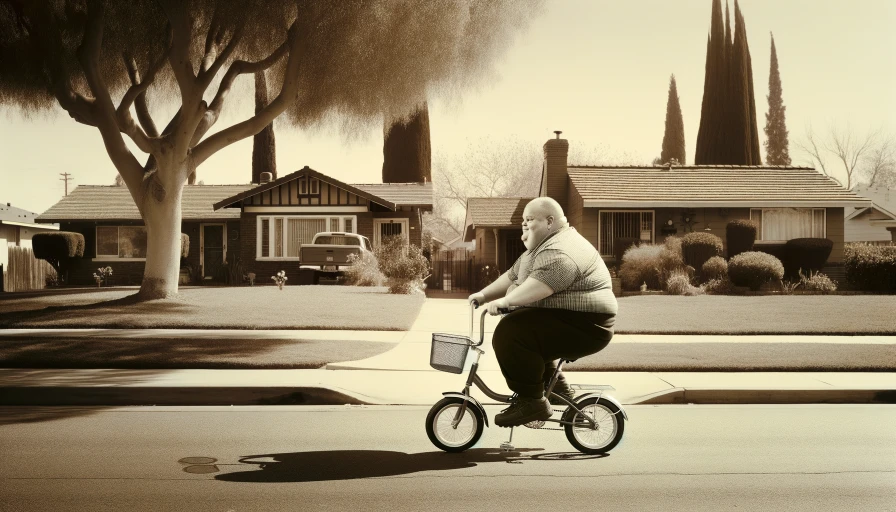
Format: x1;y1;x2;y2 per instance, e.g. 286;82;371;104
468;197;618;427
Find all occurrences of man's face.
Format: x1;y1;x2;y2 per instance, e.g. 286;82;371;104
521;204;553;250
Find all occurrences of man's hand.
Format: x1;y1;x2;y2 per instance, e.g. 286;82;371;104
486;298;510;316
468;292;485;306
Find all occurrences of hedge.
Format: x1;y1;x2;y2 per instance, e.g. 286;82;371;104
844;244;896;292
784;238;832;278
681;232;724;281
726;220;757;259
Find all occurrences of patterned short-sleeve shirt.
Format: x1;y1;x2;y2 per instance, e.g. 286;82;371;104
505;226;618;315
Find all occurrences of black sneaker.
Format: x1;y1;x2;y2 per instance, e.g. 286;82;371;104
547;387;576;406
494;396;553;427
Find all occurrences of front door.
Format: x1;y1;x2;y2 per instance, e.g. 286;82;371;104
373;219;409;248
201;224;225;280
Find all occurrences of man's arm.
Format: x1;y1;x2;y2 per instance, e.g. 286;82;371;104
485;277;553;315
470;273;513;304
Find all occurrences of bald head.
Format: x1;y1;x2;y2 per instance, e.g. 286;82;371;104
526;197;568;227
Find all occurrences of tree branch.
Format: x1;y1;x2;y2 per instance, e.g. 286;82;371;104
77;0;144;189
190;31;293;164
117;42;170;154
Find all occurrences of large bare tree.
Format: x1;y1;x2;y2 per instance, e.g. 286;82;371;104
797;124;881;190
861;137;896;188
0;0;543;299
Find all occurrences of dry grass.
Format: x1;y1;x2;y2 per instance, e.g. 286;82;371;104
0;285;425;330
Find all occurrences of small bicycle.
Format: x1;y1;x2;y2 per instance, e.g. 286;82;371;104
425;302;628;455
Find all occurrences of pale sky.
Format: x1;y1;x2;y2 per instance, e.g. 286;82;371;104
1;0;894;215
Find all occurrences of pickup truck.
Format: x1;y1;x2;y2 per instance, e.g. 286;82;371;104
299;232;373;272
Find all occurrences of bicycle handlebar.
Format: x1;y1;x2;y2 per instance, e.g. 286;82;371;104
469;299;510;346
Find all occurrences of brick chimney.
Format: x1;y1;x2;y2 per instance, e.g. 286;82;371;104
542;130;569;213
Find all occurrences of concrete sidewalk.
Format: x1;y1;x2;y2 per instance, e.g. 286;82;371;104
1;298;894;406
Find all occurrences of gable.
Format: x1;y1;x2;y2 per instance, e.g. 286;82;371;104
214;167;396;211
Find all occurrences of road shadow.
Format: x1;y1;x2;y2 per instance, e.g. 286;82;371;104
214;448;607;482
0;406;112;427
0;292;192;327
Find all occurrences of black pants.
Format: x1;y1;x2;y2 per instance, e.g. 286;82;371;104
492;307;615;399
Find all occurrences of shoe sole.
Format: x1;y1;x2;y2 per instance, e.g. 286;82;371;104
495;408;553;428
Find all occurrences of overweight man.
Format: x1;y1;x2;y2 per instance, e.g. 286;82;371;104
468;197;618;427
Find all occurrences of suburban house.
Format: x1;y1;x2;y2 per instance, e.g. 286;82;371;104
846;184;896;244
35;166;432;286
1;202;58;273
465;134;873;280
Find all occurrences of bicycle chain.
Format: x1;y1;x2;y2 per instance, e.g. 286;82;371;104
522;408;572;430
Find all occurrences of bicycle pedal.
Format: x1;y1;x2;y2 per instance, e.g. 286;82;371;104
500;442;516;452
523;420;545;429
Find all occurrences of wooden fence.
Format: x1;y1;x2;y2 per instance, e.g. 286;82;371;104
2;246;53;292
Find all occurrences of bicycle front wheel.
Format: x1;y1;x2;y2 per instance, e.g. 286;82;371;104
425;397;484;453
563;396;625;454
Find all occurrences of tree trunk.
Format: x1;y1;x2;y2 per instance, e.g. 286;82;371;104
136;174;185;300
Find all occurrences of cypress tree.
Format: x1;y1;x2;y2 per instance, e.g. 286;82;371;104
382;102;432;183
764;33;791;165
251;70;277;183
740;1;762;165
695;0;727;164
660;74;686;165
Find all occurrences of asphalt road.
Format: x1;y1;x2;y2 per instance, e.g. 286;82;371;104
1;404;894;511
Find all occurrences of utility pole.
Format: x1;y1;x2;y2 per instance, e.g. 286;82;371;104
59;172;72;196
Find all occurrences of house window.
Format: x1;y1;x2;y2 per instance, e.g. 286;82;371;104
95;226;148;259
598;211;654;258
750;208;825;241
257;215;358;260
309;178;319;194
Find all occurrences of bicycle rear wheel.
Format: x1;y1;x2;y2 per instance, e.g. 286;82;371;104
426;397;484;453
563;396;625;454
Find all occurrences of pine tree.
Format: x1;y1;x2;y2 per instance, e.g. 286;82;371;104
382;102;432;183
764;33;791;165
660;74;686;165
251;70;277;184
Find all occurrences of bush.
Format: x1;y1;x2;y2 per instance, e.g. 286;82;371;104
666;270;703;296
663;235;683;257
376;235;430;294
614;237;640;268
702;256;728;282
31;231;85;284
618;243;686;291
844;243;896;291
726;219;757;259
342;251;385;287
784;238;832;278
728;251;785;291
799;269;838;294
681;232;724;281
702;276;734;295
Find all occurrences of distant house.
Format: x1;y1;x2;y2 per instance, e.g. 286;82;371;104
846;185;896;244
464;134;872;279
36;167;432;286
1;201;58;271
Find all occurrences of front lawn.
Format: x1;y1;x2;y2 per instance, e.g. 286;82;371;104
0;285;424;330
615;294;896;334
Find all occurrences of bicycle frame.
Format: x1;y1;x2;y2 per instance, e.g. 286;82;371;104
450;306;601;430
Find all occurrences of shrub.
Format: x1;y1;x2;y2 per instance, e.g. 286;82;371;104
844;243;896;291
342;251;385;287
726;219;757;259
663;235;683;257
702;276;734;295
376;235;430;294
666;270;703;296
784;238;832;278
799;269;837;294
31;231;85;284
728;251;785;291
618;243;686;291
614;237;640;268
681;232;724;280
702;256;728;282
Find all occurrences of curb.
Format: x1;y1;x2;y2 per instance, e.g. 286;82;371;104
633;388;896;405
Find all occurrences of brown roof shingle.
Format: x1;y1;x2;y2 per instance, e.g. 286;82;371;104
353;182;433;207
567;166;872;207
36;185;254;222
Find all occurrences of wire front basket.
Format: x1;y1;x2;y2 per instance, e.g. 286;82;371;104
430;333;472;374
